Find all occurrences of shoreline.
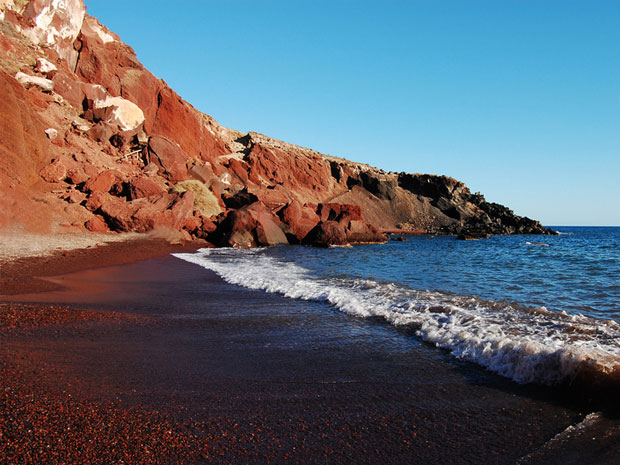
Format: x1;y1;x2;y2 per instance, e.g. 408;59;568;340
0;235;207;296
2;239;620;463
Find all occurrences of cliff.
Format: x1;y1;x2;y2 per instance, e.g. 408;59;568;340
0;0;553;247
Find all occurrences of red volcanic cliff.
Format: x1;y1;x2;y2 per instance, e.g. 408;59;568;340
0;0;552;246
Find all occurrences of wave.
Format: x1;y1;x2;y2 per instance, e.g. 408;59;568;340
173;248;620;387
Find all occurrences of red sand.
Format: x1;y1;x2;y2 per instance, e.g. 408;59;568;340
0;239;208;463
1;240;617;464
0;238;207;295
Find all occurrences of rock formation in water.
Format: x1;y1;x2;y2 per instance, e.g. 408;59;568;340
0;0;553;247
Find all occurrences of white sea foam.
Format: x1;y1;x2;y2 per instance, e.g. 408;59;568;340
174;248;620;386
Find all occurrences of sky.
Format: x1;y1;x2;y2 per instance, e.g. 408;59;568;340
85;0;619;226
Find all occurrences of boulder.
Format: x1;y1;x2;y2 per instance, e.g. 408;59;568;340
65;167;90;185
128;176;165;200
39;158;67;183
84;215;108;232
92;95;145;132
200;216;218;235
44;128;58;140
346;220;386;244
81;83;108;108
35;57;57;76
89;191;195;233
132;191;194;232
302;221;348;247
189;163;217;187
14;72;54;92
222;189;258;209
227;158;249;184
88;193;133;229
301;203;386;246
63;189;86;204
84;169;124;194
84;191;107;212
279;200;320;243
214;201;288;248
253;213;288;248
148;135;189;182
85;121;118;145
182;212;202;235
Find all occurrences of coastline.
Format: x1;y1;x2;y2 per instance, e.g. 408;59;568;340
0;235;208;296
1;239;619;463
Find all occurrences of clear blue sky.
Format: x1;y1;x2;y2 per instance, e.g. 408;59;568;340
86;0;619;226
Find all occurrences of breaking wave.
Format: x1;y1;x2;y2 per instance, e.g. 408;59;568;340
174;248;620;387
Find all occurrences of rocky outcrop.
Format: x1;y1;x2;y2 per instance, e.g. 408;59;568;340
211;201;288;248
0;0;554;245
278;200;320;243
302;204;387;247
303;221;348;247
5;0;85;69
86;190;194;234
147;136;189;183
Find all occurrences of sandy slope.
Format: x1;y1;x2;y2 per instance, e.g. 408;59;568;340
0;229;141;261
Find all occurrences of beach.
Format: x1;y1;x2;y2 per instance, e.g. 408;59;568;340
2;238;619;464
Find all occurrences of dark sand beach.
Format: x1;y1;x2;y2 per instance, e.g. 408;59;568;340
1;243;619;464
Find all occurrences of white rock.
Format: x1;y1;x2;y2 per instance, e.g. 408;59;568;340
94;96;145;132
0;0;15;18
35;57;57;74
81;15;115;43
15;71;54;91
72;119;91;132
18;0;86;69
45;128;58;139
220;173;232;186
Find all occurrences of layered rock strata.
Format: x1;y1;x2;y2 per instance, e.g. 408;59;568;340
0;0;553;247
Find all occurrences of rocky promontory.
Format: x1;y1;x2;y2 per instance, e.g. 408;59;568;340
0;0;553;247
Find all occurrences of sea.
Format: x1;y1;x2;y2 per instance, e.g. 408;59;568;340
175;226;620;390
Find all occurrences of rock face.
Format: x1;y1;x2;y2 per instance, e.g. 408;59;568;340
12;0;85;69
0;0;554;244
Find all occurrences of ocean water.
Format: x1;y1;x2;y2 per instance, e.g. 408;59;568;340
174;226;620;388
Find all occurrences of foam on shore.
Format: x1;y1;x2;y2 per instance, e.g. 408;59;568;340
174;248;620;387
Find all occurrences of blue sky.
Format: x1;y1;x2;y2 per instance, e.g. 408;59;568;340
86;0;619;226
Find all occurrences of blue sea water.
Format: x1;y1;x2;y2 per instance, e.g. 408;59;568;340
269;226;620;321
175;227;620;386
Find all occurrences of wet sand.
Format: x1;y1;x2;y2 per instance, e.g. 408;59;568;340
2;247;619;464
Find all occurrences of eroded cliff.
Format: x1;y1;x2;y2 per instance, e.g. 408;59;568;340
0;0;553;246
